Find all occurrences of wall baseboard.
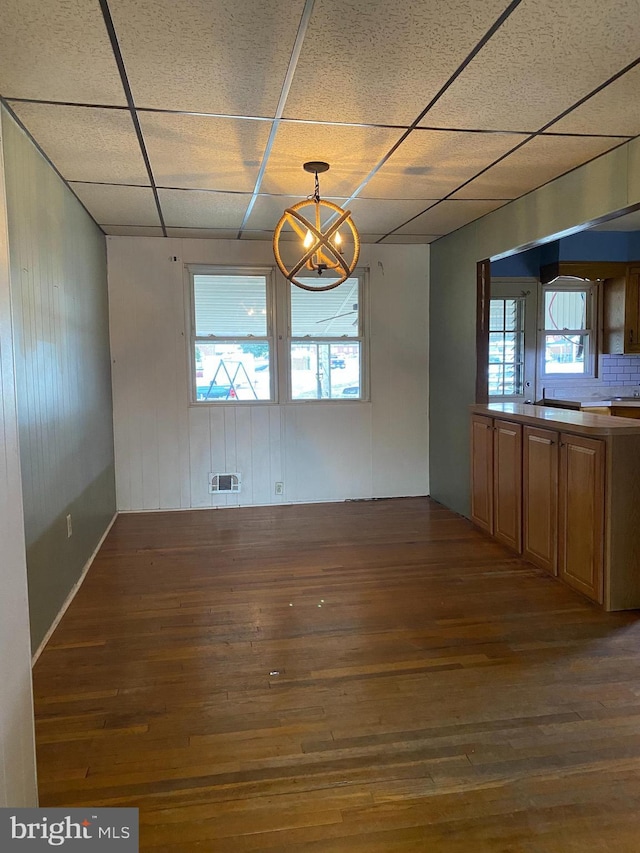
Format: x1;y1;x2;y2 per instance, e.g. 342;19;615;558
31;512;118;666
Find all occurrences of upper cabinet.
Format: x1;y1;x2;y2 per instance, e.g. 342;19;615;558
603;264;640;354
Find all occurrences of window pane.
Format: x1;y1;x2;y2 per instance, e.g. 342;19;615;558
194;274;267;336
290;342;361;399
195;342;271;401
544;333;588;373
488;298;525;397
489;300;505;332
544;290;587;331
291;278;359;337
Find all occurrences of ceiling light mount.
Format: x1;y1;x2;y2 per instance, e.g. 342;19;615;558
273;162;360;292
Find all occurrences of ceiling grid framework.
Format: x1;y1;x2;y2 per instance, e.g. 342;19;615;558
1;0;639;243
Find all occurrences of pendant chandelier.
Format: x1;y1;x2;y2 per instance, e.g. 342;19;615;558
273;161;360;292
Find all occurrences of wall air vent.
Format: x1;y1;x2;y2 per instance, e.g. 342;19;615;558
208;472;241;494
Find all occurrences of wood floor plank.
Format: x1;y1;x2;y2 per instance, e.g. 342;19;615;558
33;497;640;850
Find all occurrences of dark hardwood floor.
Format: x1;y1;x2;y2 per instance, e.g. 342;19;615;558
32;497;640;851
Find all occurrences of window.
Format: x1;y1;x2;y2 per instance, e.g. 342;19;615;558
189;268;275;402
539;280;596;378
289;274;365;400
488;297;525;396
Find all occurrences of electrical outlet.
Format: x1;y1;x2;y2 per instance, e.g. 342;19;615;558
66;514;73;538
275;482;284;495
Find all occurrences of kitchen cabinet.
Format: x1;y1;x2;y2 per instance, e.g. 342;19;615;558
470;414;493;534
470;403;640;610
523;426;558;576
470;416;522;552
493;419;522;553
603;264;640;354
558;433;604;603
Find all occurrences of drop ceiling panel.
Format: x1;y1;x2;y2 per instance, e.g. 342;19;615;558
347;198;440;235
104;225;165;236
140;113;272;191
420;0;640;132
9;103;149;185
549;66;640;137
166;228;242;239
108;0;306;115
395;200;507;236
261;123;401;197
242;195;344;231
453;136;623;200
159;189;250;229
361;130;523;200
0;0;126;104
70;183;161;226
241;229;295;241
285;0;513;125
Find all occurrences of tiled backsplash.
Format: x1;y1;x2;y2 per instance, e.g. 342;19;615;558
601;355;640;385
542;355;640;400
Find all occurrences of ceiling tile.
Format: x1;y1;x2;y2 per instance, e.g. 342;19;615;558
166;228;242;239
419;0;640;132
261;123;401;197
242;194;343;231
549;65;640;137
159;189;250;229
139;113;272;191
453;136;623;200
394;200;508;236
285;0;513;125
361;130;523;200
0;0;126;104
347;198;439;235
108;0;306;115
70;183;160;226
9;103;149;185
104;226;165;236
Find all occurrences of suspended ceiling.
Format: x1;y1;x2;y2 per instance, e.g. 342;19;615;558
1;0;639;243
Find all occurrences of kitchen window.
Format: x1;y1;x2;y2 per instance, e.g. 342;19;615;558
189;267;275;402
539;280;596;379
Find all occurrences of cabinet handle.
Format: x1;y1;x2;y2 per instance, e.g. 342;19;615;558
630;329;634;344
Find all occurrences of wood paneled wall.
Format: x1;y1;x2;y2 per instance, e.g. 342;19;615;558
2;108;116;650
107;238;429;511
0;110;38;807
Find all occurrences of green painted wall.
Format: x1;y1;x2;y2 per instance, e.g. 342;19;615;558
2;107;116;651
430;139;640;517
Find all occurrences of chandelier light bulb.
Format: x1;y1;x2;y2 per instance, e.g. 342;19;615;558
303;230;313;249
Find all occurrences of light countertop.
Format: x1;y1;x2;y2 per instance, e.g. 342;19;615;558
471;403;640;436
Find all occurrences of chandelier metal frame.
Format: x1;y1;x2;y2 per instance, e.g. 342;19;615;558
272;162;360;292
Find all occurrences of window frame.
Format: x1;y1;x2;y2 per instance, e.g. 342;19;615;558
187;265;277;405
538;280;598;381
286;269;369;403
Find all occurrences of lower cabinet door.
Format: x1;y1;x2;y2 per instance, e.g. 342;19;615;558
523;426;558;575
493;419;522;553
558;433;605;603
470;415;494;534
